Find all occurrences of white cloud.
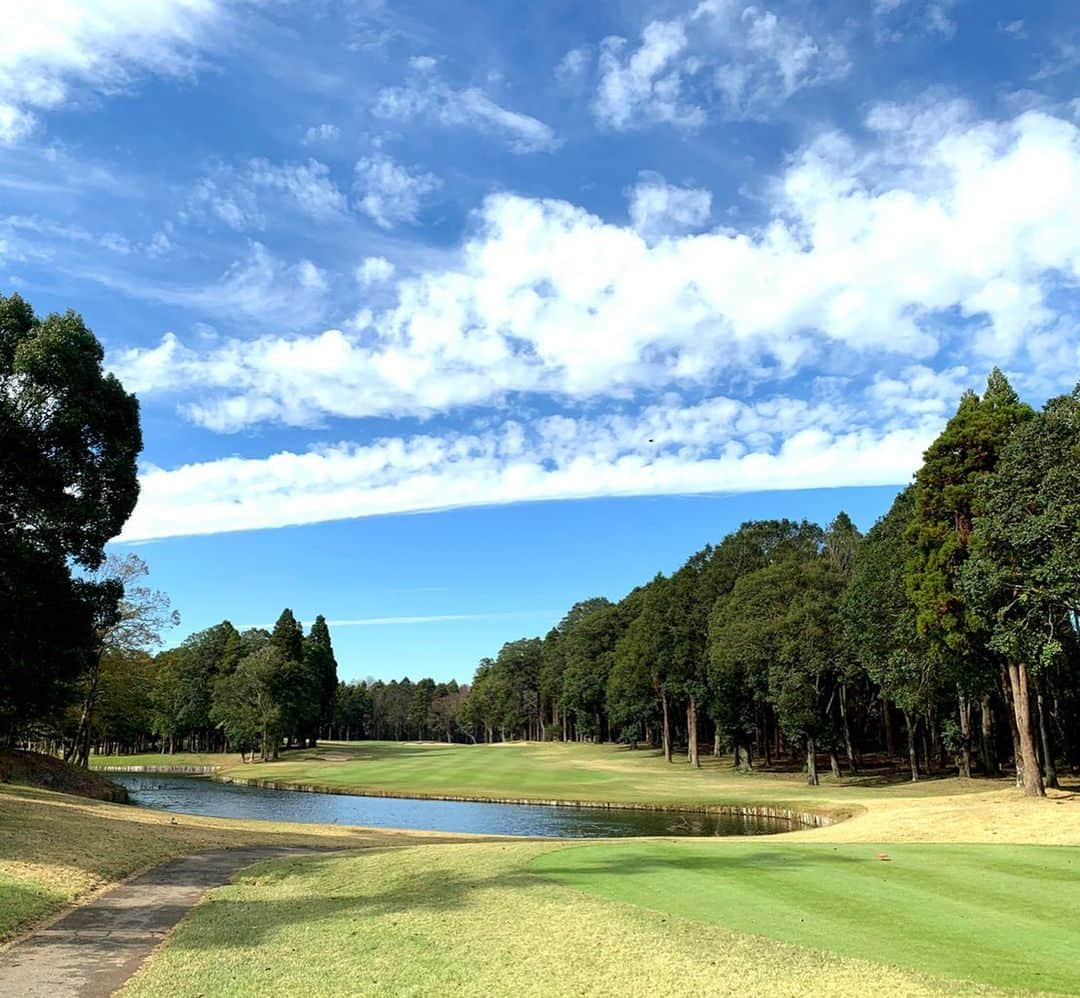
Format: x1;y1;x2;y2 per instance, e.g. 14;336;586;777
588;1;849;130
0;0;225;144
0;103;37;143
594;20;702;130
102;241;329;329
627;172;711;239
873;0;959;42
247;159;348;220
354;153;440;229
115;107;1080;433
374;75;559;153
185;158;348;230
120;391;944;541
555;46;591;86
356;256;396;285
304;122;340;143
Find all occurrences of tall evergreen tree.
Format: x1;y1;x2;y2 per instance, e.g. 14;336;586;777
907;369;1036;788
304;615;339;744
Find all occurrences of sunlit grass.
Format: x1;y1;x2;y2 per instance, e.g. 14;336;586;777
532;840;1080;993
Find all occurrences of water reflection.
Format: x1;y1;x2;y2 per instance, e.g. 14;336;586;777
114;774;796;838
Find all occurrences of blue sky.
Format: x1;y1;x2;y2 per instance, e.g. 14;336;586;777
2;0;1078;682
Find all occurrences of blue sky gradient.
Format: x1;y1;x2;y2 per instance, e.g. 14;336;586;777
2;0;1078;681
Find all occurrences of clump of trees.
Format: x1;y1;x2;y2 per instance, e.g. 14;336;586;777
83;609;340;762
454;372;1079;797
1;293;142;754
329;678;468;742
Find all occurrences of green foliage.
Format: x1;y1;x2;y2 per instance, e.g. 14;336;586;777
211;645;287;759
907;369;1033;681
963;385;1080;670
842;489;938;715
0;293;142;739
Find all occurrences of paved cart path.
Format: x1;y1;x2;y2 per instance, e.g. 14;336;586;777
0;848;311;997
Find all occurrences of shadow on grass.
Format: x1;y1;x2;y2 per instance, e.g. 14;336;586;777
154;845;862;953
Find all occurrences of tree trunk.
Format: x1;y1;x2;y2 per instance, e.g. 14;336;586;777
980;694;999;776
713;732;722;758
838;684;857;774
69;654;103;769
957;693;972;778
1036;672;1059;790
661;691;672;763
687;695;700;769
999;668;1023;787
902;710;919;782
829;750;841;779
882;697;896;758
737;740;752;772
1007;662;1045;797
806;736;818;786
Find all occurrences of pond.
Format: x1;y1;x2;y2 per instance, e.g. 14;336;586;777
113;774;798;838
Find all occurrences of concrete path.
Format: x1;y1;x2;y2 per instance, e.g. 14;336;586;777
0;848;307;998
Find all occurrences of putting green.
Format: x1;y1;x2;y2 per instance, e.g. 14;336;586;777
531;841;1080;993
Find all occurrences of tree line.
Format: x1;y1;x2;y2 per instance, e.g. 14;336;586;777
450;371;1078;797
23;609;340;763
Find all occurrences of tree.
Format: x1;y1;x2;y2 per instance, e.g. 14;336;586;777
711;549;844;786
0;293;142;740
963;386;1080;790
270;608;315;746
304;615;339;744
211;646;287;761
908;370;1037;790
842;489;938;781
65;554;178;766
562;605;622;741
611;576;674;758
706;520;824;770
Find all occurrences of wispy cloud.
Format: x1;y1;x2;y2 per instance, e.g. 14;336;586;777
374;72;559;153
580;0;850;131
0;0;228;145
354;153;440;229
94;241;329;329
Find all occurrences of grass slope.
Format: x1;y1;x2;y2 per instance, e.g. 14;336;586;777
531;840;1080;994
1;749;127;801
118;843;997;998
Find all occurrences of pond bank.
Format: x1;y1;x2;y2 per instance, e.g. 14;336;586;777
101;764;837;830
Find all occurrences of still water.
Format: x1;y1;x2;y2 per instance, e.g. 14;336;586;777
114;774;796;838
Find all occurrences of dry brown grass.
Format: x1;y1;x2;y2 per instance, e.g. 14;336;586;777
0;783;471;944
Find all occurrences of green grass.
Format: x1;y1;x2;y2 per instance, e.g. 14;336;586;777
91;740;1002;816
118;843;1000;998
531;840;1080;994
30;742;1080;994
